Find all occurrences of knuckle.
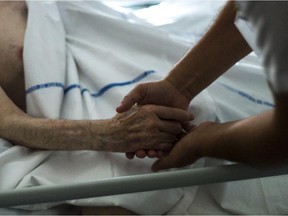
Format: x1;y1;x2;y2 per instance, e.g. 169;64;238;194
149;118;158;126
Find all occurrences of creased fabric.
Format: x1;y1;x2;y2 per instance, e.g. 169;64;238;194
0;1;215;214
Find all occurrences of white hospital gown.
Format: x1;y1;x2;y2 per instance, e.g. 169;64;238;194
235;1;288;93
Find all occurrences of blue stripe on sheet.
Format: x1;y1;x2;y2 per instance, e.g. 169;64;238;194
218;82;275;108
26;82;65;94
26;70;156;97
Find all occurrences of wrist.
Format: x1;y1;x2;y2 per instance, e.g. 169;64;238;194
197;121;243;162
200;111;288;166
165;74;197;101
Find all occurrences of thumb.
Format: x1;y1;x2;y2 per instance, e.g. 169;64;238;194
151;158;173;172
116;89;142;113
151;147;184;172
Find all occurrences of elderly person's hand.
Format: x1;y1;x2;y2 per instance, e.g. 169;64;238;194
109;105;193;153
116;79;192;158
0;87;193;152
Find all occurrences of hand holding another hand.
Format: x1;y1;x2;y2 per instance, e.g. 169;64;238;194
110;104;193;153
116;79;191;113
151;122;215;172
116;79;193;159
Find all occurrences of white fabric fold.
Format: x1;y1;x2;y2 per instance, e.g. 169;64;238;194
1;0;288;215
0;1;215;214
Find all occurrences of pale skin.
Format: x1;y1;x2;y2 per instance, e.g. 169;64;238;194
117;1;288;171
1;92;192;153
0;1;193;214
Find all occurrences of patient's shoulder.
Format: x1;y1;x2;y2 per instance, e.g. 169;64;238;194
0;1;27;111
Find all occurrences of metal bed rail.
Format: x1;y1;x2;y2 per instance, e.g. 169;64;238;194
1;163;288;207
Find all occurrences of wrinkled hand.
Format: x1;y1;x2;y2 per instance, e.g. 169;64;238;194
108;105;193;153
151;122;215;171
116;79;192;158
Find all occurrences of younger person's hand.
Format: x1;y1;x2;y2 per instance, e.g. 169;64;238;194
151;122;214;171
111;105;193;153
116;79;191;113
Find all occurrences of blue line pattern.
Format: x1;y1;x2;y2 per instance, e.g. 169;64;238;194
26;70;156;97
26;82;65;94
218;82;274;108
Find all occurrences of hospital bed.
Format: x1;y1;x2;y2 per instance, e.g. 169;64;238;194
2;164;288;208
1;0;288;215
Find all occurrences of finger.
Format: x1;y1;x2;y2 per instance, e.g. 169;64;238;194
181;121;195;132
156;150;169;158
154;106;194;122
158;120;183;135
116;98;137;113
126;152;135;160
153;142;173;152
151;147;185;172
152;158;175;172
116;87;143;113
135;149;147;159
147;150;157;158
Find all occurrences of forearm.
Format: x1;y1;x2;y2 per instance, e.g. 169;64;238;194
1;113;113;151
0;87;122;151
166;1;252;100
200;110;288;166
1;96;191;152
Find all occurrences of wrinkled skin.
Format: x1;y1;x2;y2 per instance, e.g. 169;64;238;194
105;105;193;152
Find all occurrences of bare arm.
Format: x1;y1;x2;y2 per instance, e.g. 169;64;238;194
117;1;252;111
0;88;192;152
166;1;252;100
150;1;288;170
118;1;253;159
213;94;288;165
153;94;288;171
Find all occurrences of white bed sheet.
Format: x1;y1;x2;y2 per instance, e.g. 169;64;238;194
1;0;288;215
0;0;213;215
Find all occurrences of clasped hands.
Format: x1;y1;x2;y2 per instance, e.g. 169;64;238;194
116;79;207;171
117;104;212;172
116;104;193;159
